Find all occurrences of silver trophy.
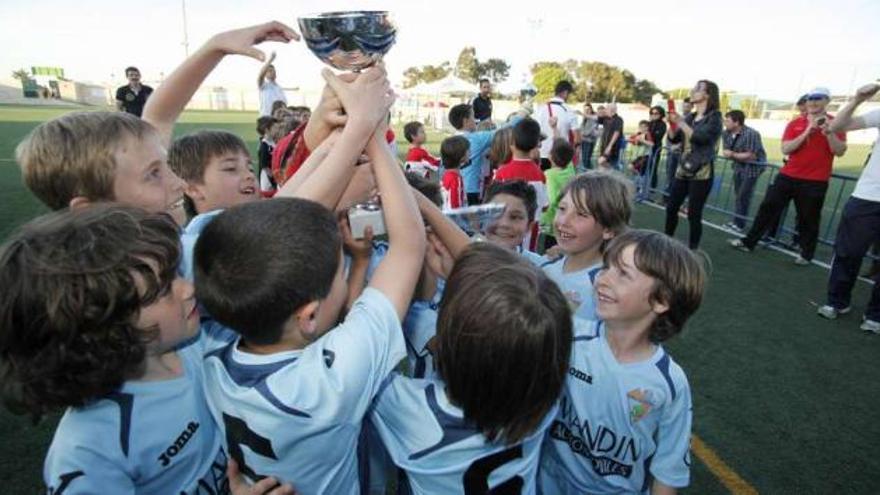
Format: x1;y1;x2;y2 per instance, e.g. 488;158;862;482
297;11;396;71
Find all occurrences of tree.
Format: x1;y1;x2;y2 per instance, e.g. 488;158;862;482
11;69;30;83
633;79;662;105
401;62;452;88
478;58;510;84
455;47;479;83
532;65;571;101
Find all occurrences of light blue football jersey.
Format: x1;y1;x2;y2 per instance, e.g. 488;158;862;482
202;288;406;493
368;374;556;495
516;246;547;267
402;300;439;380
179;209;224;282
43;331;230;495
540;320;693;494
541;257;602;320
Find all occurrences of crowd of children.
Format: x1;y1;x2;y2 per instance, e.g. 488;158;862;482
0;20;709;495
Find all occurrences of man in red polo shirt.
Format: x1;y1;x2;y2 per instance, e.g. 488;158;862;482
730;87;847;264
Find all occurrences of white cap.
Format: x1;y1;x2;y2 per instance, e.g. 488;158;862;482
806;87;831;99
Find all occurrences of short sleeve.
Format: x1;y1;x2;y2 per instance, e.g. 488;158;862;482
318;288;406;418
650;374;693;488
45;437;136;495
782;120;799;141
863;109;880;129
115;87;124;101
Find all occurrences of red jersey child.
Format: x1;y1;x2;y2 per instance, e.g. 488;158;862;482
440;135;470;209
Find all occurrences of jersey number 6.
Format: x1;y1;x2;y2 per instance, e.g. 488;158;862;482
463;445;524;494
223;413;277;482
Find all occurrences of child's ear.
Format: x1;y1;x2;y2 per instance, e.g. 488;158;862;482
294;300;321;339
602;228;616;241
69;196;92;210
651;297;670;316
184;182;206;201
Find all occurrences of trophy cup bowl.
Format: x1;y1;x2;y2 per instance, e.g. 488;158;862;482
298;11;396;71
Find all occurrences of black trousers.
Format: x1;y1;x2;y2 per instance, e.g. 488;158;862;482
665;178;712;249
742;174;828;260
826;197;880;319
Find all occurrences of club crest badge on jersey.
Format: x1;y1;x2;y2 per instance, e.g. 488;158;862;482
627;389;657;423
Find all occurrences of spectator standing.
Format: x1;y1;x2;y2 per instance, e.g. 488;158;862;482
721;110;767;231
115;66;153;117
647;106;668;191
579;103;600;170
664;98;692;200
665;80;723;249
257;51;287;116
597;103;624;170
535;81;578;170
816;82;880;332
730;87;847;264
472;78;494;123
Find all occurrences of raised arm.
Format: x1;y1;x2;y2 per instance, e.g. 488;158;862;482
828;83;880;133
143;21;299;147
257;51;277;88
276;66;391;209
412;189;471;260
366;131;427;320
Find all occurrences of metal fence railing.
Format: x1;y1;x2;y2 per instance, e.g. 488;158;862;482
578;141;863;264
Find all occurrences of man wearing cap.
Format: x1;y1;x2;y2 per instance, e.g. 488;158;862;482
730;87;847;265
816;82;880;332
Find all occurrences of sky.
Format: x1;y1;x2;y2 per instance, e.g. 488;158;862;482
2;0;879;101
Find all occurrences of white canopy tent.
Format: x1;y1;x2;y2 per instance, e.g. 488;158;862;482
403;75;478;129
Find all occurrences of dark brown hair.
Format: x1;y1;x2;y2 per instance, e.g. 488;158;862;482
168;130;250;216
448;104;474;130
435;243;572;444
440;136;470;170
403;121;424;143
194;198;341;346
550;138;574;168
603;229;707;342
0;205;181;417
485;179;537;222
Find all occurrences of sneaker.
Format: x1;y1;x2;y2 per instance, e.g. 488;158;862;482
724;222;743;233
794;255;811;266
817;305;851;320
728;238;752;252
860;317;880;334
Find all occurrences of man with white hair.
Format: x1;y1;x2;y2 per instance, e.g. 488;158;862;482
598;103;624;169
730;87;847;265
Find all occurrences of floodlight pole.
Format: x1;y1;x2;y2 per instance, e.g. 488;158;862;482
182;0;190;57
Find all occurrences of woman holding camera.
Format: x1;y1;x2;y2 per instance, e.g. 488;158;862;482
664;79;723;249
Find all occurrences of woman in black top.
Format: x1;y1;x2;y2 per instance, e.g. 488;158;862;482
664;80;723;249
647;106;667;190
